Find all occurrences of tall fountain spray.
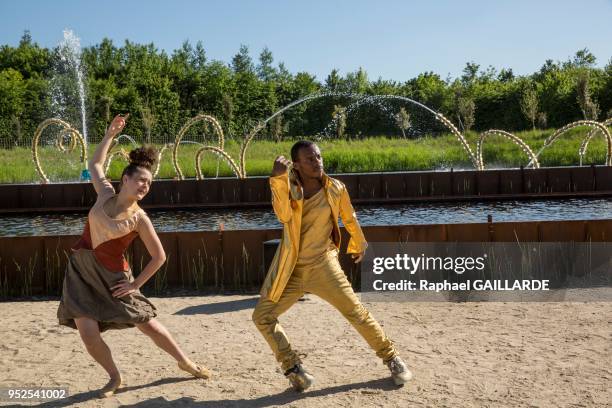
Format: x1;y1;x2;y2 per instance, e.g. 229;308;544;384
57;29;88;146
57;29;89;179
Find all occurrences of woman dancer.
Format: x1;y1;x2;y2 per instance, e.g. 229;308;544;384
57;114;210;398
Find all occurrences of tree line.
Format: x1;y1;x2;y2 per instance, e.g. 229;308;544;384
0;30;610;146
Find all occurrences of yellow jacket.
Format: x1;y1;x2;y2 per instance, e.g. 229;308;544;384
260;170;368;302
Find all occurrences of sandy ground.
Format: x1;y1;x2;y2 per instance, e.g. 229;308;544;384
0;293;610;408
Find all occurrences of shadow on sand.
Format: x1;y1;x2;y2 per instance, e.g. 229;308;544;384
118;377;401;407
30;377;194;407
174;296;259;316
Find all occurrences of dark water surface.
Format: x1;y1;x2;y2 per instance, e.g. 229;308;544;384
1;198;611;237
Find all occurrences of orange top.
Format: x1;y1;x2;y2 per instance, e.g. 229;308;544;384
73;178;147;272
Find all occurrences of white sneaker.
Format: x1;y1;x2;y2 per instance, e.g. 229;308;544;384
386;356;413;385
284;364;314;392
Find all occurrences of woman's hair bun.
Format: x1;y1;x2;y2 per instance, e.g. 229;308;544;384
129;145;157;170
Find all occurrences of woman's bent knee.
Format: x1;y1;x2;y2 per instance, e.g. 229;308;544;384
136;319;164;336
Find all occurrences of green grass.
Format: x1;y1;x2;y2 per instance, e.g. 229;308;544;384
1;127;609;183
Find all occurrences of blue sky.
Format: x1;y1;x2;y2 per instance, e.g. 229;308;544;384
0;0;610;81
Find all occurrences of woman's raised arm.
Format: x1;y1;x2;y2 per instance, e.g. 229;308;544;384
89;114;129;195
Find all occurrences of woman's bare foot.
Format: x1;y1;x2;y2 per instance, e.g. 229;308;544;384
178;359;211;379
98;375;122;398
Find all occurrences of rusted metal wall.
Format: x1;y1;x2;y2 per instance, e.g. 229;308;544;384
2;166;612;214
1;219;611;299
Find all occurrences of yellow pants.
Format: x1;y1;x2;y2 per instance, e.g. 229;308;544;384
252;249;397;372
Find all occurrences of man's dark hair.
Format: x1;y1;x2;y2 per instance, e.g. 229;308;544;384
290;140;316;162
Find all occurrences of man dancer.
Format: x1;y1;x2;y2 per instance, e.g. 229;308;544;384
252;140;412;391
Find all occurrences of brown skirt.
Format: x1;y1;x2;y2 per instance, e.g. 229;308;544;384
57;249;157;332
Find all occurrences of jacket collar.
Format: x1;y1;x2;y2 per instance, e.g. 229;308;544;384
288;169;331;201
